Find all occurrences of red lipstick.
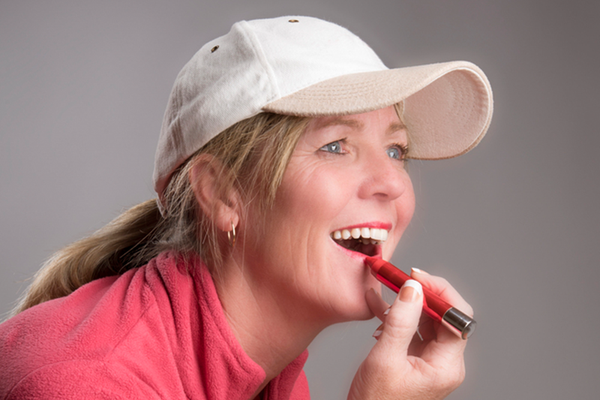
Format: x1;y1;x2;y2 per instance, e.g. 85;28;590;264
364;257;476;340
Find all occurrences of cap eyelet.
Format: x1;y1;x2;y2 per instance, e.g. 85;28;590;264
288;19;299;23
211;45;219;53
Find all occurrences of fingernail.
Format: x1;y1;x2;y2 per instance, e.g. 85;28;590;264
372;323;384;340
411;267;429;275
383;306;391;316
400;280;422;302
416;324;424;341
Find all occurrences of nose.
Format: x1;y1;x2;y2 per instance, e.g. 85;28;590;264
357;152;409;201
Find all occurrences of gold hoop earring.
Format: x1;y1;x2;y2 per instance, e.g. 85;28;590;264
227;222;237;248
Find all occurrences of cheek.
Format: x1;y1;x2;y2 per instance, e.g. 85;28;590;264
385;175;415;257
398;176;415;226
264;166;353;281
276;163;352;221
250;165;342;264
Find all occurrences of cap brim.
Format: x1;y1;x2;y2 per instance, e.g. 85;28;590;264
263;60;493;159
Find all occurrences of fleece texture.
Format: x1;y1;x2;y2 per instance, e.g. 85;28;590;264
0;252;309;399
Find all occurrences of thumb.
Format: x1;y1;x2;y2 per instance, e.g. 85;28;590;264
377;280;423;353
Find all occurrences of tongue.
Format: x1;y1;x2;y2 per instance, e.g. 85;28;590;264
358;243;377;257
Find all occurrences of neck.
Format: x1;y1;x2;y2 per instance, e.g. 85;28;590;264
212;255;324;392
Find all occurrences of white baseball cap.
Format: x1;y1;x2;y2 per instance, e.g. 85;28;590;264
154;16;493;201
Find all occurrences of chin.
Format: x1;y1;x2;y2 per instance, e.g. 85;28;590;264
328;281;381;325
331;302;376;325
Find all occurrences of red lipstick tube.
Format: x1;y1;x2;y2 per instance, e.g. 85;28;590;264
365;257;476;340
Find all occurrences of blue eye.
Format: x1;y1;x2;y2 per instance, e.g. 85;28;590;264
320;141;342;154
386;147;401;160
386;144;408;160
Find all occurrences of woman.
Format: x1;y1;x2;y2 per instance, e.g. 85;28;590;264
0;16;492;399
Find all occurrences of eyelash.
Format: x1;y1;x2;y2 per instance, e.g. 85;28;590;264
319;140;409;161
319;140;345;154
388;143;409;161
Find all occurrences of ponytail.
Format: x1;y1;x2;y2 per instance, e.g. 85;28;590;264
11;199;161;316
10;112;310;318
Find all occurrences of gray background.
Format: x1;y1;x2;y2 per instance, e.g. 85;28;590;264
1;1;598;399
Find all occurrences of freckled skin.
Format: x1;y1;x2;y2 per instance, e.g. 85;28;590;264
216;106;470;399
242;106;415;326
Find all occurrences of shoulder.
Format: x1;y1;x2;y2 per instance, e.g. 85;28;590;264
5;359;161;400
0;269;167;397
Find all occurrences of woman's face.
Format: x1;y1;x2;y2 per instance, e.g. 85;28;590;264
243;105;415;325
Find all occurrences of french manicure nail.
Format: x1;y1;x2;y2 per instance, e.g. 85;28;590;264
411;267;429;275
400;280;422;302
372;323;384;340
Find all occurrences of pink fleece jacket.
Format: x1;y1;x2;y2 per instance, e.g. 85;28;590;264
0;252;310;399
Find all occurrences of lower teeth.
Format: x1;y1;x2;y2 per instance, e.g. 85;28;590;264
334;238;381;250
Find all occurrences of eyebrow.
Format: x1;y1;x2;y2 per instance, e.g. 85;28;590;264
312;117;407;134
387;121;408;134
312;117;364;131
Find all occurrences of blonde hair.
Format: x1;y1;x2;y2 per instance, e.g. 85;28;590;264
11;112;310;316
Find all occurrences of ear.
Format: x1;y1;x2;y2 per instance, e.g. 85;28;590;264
189;153;241;232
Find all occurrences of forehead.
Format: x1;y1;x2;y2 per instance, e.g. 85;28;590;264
307;106;407;136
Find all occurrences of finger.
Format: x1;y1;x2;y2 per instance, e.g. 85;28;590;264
409;270;472;366
377;280;423;354
365;288;391;322
410;269;473;317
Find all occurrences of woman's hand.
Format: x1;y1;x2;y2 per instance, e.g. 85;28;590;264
348;270;473;400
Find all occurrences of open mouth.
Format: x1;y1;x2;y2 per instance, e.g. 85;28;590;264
330;227;388;257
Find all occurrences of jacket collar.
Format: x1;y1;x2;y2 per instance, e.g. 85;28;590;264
151;252;308;399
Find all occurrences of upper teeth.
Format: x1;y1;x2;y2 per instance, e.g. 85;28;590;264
331;227;389;244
